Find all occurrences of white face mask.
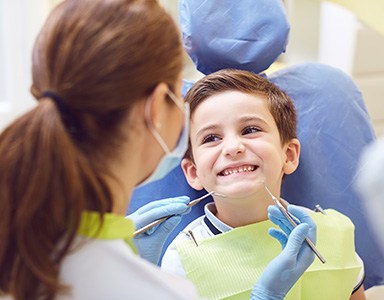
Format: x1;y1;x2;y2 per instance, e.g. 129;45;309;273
136;90;190;188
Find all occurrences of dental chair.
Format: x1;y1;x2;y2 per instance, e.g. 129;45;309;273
129;0;384;289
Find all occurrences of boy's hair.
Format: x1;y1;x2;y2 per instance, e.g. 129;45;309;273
184;69;297;160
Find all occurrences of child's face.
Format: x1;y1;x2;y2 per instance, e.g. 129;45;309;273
182;91;300;199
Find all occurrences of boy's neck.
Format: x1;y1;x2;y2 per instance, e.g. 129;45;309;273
212;194;275;227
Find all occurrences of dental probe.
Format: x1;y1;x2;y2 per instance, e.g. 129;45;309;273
133;191;223;237
264;185;326;264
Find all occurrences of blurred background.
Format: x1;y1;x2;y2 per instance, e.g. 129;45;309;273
0;0;383;135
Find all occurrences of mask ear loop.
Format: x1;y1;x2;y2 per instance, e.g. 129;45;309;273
144;97;170;154
167;89;184;111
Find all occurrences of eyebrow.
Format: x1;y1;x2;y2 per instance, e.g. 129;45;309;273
238;115;269;126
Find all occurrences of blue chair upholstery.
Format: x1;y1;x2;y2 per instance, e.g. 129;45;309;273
128;0;384;288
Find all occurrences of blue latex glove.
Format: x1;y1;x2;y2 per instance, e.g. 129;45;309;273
127;196;191;265
251;205;316;300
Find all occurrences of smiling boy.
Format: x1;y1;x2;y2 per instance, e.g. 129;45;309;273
161;69;365;300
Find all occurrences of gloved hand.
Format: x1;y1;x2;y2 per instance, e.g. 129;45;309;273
127;196;191;265
251;205;316;300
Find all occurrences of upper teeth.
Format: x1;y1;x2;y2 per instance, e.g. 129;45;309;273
222;166;255;176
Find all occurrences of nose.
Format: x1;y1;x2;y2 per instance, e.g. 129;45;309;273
221;136;245;157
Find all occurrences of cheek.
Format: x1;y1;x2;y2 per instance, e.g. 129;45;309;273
256;142;286;167
269;148;288;174
194;149;217;176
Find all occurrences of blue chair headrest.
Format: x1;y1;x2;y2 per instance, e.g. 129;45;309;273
179;0;290;75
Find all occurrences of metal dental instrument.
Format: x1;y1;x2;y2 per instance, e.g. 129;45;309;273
314;204;327;215
133;191;221;237
264;185;326;264
188;230;199;247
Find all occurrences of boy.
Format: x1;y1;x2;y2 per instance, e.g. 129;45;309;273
161;69;365;300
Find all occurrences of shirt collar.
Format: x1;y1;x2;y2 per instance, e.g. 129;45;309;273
78;211;137;253
203;199;303;236
203;202;233;235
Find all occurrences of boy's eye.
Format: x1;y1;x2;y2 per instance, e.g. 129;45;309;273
242;126;260;135
202;134;220;144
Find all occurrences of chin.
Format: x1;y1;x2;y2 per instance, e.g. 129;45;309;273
212;175;265;197
217;185;261;200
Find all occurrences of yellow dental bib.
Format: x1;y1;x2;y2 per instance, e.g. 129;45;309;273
176;209;361;300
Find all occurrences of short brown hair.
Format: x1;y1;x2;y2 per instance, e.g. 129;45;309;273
184;69;297;160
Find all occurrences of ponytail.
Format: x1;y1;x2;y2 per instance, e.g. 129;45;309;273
0;99;112;299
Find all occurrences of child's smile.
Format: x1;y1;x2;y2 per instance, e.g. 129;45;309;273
218;164;257;177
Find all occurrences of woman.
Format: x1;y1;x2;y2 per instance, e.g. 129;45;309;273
0;0;315;299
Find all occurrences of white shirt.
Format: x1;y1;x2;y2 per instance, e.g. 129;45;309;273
56;236;200;300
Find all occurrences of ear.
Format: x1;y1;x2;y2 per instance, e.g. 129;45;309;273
146;82;169;129
181;158;204;190
282;138;301;175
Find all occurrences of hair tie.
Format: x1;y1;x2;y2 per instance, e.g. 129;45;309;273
41;91;67;114
40;91;83;139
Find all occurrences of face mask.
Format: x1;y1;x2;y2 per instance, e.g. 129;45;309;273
136;90;190;188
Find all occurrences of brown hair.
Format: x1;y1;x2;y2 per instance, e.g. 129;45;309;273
0;0;182;299
184;69;297;160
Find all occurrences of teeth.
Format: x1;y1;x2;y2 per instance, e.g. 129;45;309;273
221;166;255;176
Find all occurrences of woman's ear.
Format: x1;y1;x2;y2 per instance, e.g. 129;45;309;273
283;138;301;175
181;158;204;190
146;82;169;129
